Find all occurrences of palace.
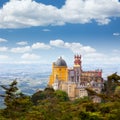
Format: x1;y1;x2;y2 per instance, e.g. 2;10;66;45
48;55;103;102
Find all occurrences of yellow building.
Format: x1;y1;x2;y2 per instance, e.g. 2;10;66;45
49;57;68;86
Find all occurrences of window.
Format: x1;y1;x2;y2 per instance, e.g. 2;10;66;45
71;76;74;82
77;76;79;82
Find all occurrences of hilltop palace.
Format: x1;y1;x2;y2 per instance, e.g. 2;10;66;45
48;55;103;102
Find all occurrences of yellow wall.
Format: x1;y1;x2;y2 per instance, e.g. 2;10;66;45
48;63;68;86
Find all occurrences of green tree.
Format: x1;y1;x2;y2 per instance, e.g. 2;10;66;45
107;73;120;95
0;80;32;119
114;86;120;95
31;87;55;105
54;90;69;102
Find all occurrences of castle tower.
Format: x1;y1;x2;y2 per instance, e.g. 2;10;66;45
49;57;68;86
74;55;82;83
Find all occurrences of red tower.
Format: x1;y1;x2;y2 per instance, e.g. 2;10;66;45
74;55;82;82
74;55;81;66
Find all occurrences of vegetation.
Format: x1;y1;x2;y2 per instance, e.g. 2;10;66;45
0;73;120;120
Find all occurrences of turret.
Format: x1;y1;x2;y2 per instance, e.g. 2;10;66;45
74;55;82;67
74;55;82;83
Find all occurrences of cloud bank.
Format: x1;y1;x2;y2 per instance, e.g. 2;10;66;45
0;0;120;28
0;38;120;64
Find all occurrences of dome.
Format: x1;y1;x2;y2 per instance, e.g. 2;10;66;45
55;57;67;67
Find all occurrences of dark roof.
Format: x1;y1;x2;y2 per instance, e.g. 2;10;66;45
55;57;67;67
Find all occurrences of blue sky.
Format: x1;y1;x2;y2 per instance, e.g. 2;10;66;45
0;0;120;65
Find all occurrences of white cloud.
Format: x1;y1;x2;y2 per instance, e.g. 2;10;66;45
32;42;51;49
0;0;120;28
0;47;8;52
16;41;28;45
21;53;40;60
112;50;120;57
0;0;62;28
11;46;31;53
50;39;65;47
0;55;9;59
42;29;50;32
82;50;120;64
50;39;96;54
10;42;51;53
113;32;120;36
83;53;106;63
0;39;120;64
0;38;7;42
61;0;120;25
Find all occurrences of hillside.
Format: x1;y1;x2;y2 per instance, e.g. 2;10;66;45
0;73;120;120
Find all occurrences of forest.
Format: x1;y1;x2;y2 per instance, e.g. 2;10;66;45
0;73;120;120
